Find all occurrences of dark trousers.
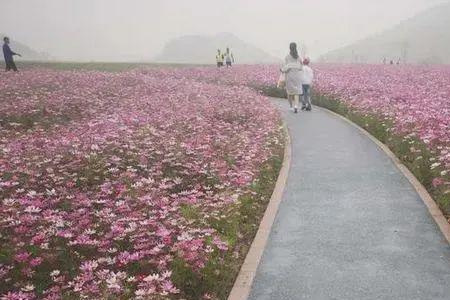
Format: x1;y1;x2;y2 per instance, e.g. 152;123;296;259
5;60;18;72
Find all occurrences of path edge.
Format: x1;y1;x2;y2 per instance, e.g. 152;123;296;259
227;123;292;300
316;106;450;244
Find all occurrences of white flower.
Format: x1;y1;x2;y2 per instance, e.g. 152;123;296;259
108;167;119;173
2;198;16;206
162;270;172;278
127;166;137;173
105;257;116;265
106;275;120;290
131;181;143;188
143;273;160;282
25;206;42;214
125;222;137;233
50;270;60;277
84;229;96;235
46;188;57;196
80;260;98;272
22;284;35;292
177;232;193;241
26;190;37;198
115;200;125;207
142;177;155;185
431;162;441;170
135;289;147;297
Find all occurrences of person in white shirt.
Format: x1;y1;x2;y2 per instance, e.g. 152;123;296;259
281;42;303;113
301;58;314;111
224;47;235;67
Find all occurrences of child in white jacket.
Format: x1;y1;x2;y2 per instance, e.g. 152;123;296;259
301;58;314;111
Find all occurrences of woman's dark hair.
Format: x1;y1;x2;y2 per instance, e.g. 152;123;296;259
289;42;299;59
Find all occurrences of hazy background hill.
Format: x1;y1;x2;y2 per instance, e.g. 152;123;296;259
1;34;50;61
320;2;450;64
154;33;280;64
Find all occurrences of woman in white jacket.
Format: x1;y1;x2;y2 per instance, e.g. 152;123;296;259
281;42;303;113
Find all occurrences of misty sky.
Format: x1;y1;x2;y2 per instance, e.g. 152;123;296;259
1;0;448;61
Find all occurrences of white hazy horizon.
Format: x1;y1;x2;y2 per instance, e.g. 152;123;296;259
1;0;448;62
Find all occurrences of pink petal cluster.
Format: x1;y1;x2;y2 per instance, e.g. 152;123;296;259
0;68;281;299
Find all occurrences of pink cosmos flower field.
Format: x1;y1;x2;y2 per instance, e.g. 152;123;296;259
0;68;282;299
1;63;450;299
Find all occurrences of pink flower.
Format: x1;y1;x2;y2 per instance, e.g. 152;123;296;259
29;257;43;267
1;291;34;300
432;177;445;188
14;252;30;263
213;237;229;251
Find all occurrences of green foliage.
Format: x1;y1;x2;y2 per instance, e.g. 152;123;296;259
259;86;287;99
180;204;201;221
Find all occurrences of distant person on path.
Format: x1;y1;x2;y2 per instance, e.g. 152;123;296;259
281;42;303;113
216;49;224;67
3;37;21;72
301;57;314;111
224;47;235;67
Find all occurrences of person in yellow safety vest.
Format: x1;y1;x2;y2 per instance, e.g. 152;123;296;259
216;49;224;67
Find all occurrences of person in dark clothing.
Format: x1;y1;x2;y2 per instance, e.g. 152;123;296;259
3;37;21;72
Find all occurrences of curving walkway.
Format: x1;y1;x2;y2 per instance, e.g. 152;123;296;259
248;99;450;300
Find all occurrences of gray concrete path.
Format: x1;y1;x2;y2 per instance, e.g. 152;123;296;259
248;99;450;300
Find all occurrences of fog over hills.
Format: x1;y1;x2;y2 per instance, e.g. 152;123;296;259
155;33;280;64
1;34;50;61
320;2;450;64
